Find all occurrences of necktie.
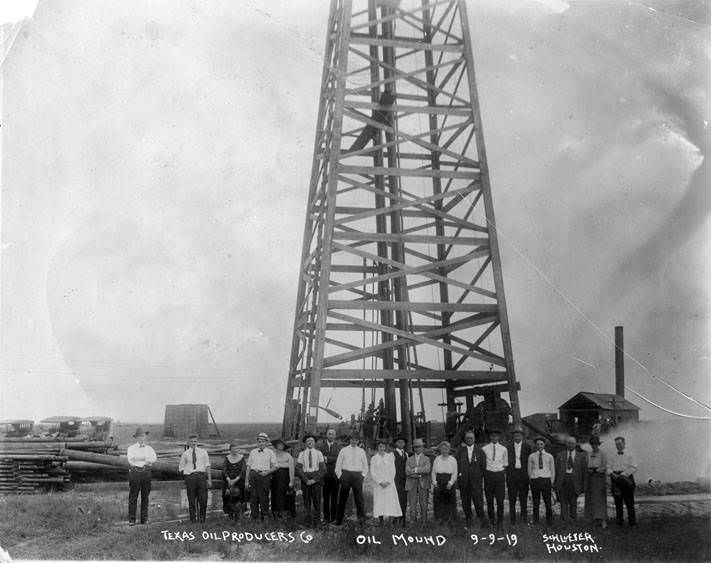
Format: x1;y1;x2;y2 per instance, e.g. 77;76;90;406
308;449;313;470
538;452;543;469
567;451;573;470
492;444;496;461
192;448;197;470
139;445;145;448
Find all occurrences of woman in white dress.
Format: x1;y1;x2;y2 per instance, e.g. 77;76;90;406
370;440;403;523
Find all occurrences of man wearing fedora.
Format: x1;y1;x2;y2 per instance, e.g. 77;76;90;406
405;437;431;524
296;433;326;526
178;434;213;523
392;436;408;524
334;431;368;525
506;426;531;524
127;427;157;525
245;432;277;521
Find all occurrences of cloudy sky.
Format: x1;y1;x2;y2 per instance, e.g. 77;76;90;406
1;0;708;424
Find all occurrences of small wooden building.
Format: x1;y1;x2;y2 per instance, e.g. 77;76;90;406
163;404;210;439
559;392;639;437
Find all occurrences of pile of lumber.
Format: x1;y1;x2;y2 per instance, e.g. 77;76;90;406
0;438;116;494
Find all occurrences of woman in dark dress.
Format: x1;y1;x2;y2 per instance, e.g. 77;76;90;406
222;442;246;520
270;438;295;519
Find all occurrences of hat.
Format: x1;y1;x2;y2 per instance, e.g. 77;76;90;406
302;433;317;444
394;435;407;443
533;436;546;443
348;431;360;440
511;426;524;436
257;432;269;441
133;427;149;438
188;433;199;440
589;436;602;445
271;437;287;449
412;438;425;447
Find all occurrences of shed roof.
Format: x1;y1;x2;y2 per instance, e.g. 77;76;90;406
40;416;81;423
559;392;639;411
0;419;33;425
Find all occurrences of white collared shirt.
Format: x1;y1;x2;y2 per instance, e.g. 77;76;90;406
178;446;211;475
335;445;368;478
482;442;508;472
297;447;324;473
564;449;576;474
247;447;277;472
607;449;637;476
466;444;475;462
514;441;522;469
528;450;555;482
127;442;157;468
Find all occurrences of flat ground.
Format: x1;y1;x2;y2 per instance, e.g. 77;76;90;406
0;483;709;561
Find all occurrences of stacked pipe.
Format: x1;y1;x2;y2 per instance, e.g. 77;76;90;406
0;439;115;494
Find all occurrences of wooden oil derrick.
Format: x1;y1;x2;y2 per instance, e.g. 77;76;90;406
283;0;521;442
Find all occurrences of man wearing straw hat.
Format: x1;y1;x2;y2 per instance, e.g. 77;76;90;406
127;427;157;526
245;432;277;521
296;433;326;526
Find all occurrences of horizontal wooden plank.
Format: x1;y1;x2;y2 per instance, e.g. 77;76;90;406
339;164;479;179
321;369;508;380
328;300;498;313
331;232;488;245
349;34;463;52
319;380;512;389
344;100;470;116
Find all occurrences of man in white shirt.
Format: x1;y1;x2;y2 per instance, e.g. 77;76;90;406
528;437;555;524
178;434;213;523
333;431;368;525
481;429;508;529
296;433;326;527
607;436;637;526
245;432;277;521
126;427;157;525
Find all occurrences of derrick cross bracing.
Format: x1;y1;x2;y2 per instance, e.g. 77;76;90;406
282;0;521;441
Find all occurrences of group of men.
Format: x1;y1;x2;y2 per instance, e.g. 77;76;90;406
126;426;637;530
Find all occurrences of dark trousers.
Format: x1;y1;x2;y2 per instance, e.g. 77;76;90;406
250;473;272;520
322;469;340;522
185;472;208;523
559;474;579;521
530;477;553;524
128;468;152;523
507;468;529;522
460;481;484;523
302;478;322;524
484;471;506;526
433;473;457;523
395;478;407;520
335;470;364;524
612;474;636;525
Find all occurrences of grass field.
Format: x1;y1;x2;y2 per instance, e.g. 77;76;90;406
1;488;709;561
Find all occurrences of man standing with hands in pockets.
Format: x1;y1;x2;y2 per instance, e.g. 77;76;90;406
127;427;157;526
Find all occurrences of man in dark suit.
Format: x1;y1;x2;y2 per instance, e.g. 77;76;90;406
317;428;341;523
456;430;486;528
506;426;531;524
554;436;588;521
393;436;408;524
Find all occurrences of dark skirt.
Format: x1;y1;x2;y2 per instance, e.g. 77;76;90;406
271;467;291;512
221;457;245;515
433;472;457;523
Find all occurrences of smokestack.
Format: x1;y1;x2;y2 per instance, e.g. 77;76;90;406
615;326;624;398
